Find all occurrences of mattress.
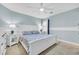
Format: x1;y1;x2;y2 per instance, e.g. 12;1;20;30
22;34;53;43
20;34;57;54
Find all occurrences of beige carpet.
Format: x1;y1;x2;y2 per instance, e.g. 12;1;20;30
6;43;27;55
6;41;79;55
40;41;79;55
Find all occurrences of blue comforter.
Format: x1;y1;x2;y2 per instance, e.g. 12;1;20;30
22;34;53;43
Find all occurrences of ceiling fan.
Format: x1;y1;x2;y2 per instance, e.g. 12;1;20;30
26;3;53;14
39;3;53;14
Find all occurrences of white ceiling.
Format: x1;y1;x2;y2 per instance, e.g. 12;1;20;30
1;3;79;18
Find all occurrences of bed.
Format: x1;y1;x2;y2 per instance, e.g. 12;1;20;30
20;31;57;55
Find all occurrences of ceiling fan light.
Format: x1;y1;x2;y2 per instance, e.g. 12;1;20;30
9;24;16;28
40;8;44;12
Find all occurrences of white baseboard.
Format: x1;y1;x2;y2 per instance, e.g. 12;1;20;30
59;39;79;46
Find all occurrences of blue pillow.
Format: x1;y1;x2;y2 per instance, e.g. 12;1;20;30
22;31;32;35
32;31;39;34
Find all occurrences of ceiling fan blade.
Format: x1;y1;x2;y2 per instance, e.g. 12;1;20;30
44;7;54;10
44;9;53;14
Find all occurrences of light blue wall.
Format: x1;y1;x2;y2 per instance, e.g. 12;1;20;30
49;8;79;43
0;4;40;26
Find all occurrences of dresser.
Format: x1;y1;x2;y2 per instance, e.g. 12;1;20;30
0;37;6;55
